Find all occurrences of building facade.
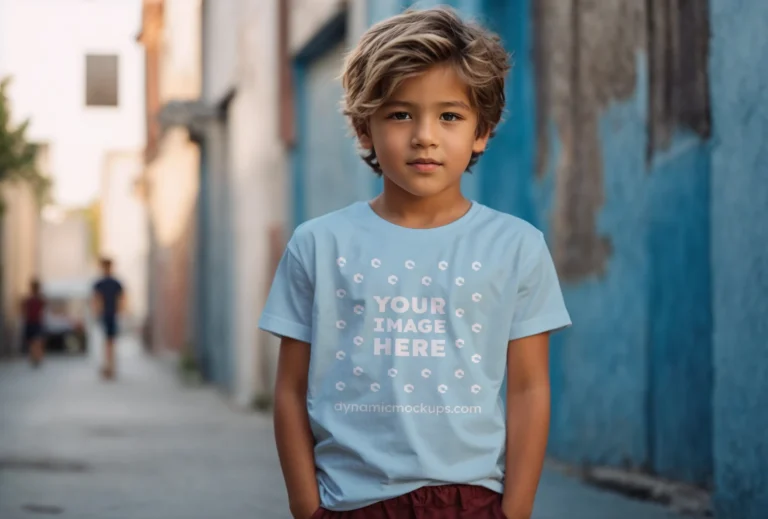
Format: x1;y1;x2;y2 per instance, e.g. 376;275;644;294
0;0;146;351
0;0;145;209
0;180;40;354
138;0;201;356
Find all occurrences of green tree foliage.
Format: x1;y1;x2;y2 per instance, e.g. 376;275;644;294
0;76;51;211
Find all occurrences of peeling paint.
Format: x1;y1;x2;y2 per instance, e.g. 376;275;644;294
647;0;711;157
536;0;645;281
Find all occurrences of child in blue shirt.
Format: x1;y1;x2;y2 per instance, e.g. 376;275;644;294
259;7;571;519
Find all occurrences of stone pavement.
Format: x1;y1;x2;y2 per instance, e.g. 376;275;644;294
0;335;689;519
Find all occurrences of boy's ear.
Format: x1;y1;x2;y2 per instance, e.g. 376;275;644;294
473;128;492;154
357;124;373;150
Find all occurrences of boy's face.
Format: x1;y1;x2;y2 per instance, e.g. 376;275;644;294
359;63;489;198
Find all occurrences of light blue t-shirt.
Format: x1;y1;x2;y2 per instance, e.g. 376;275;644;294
259;201;571;511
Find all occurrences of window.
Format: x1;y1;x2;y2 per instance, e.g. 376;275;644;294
85;54;119;107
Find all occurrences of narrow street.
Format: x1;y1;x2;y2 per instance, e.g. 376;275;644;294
0;335;688;519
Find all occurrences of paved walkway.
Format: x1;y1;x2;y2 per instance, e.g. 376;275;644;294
0;335;688;519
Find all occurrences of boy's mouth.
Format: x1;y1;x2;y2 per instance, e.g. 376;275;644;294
407;158;443;172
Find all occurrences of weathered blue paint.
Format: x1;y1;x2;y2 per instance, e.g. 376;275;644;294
203;121;235;392
541;63;652;469
646;133;713;485
292;12;362;226
709;0;768;515
536;56;714;485
291;63;307;229
368;0;409;24
195;141;212;381
478;0;537;223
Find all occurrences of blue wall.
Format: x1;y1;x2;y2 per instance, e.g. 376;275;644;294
196;123;235;392
480;2;713;485
292;12;371;229
709;0;768;516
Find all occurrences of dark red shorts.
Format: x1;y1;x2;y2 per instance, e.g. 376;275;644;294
310;484;505;519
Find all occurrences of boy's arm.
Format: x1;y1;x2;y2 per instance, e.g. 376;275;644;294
502;332;551;519
274;336;321;519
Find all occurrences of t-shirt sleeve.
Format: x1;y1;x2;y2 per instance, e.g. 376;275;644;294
258;240;314;343
508;232;572;341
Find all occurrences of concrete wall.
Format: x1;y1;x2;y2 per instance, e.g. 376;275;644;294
709;0;768;516
160;0;202;102
38;211;92;282
196;0;291;404
0;0;145;208
290;0;346;55
290;0;373;227
521;0;713;487
196;0;237;393
226;0;289;406
0;181;39;354
142;0;202;354
201;0;239;104
146;128;199;354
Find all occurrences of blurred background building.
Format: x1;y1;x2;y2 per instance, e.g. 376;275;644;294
0;0;766;517
0;0;146;349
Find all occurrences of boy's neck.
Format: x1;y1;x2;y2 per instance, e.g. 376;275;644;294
370;179;472;229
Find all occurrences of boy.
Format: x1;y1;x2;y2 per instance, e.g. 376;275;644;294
259;7;571;519
21;279;46;367
93;258;124;380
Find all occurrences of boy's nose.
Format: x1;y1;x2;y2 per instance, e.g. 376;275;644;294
411;121;438;148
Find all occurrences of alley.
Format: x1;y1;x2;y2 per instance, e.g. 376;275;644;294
0;337;291;519
0;336;689;519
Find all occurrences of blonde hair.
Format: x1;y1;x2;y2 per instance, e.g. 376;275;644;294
341;6;511;173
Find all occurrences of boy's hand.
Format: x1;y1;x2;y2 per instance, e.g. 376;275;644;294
292;503;321;519
501;499;532;519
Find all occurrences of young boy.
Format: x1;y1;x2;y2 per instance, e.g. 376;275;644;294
259;7;571;519
93;258;124;380
21;279;46;367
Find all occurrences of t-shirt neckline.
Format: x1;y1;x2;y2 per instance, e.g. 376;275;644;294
356;199;482;238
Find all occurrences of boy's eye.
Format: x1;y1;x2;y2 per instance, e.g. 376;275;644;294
387;112;411;120
440;112;463;122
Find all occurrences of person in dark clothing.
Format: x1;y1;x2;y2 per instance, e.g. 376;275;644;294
93;258;124;380
21;279;46;367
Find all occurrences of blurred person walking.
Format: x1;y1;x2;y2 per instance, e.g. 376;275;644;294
92;258;125;380
21;278;46;367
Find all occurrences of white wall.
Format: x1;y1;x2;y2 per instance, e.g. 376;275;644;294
161;0;202;103
290;0;345;54
0;0;145;208
38;211;92;282
221;0;287;406
202;0;239;103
